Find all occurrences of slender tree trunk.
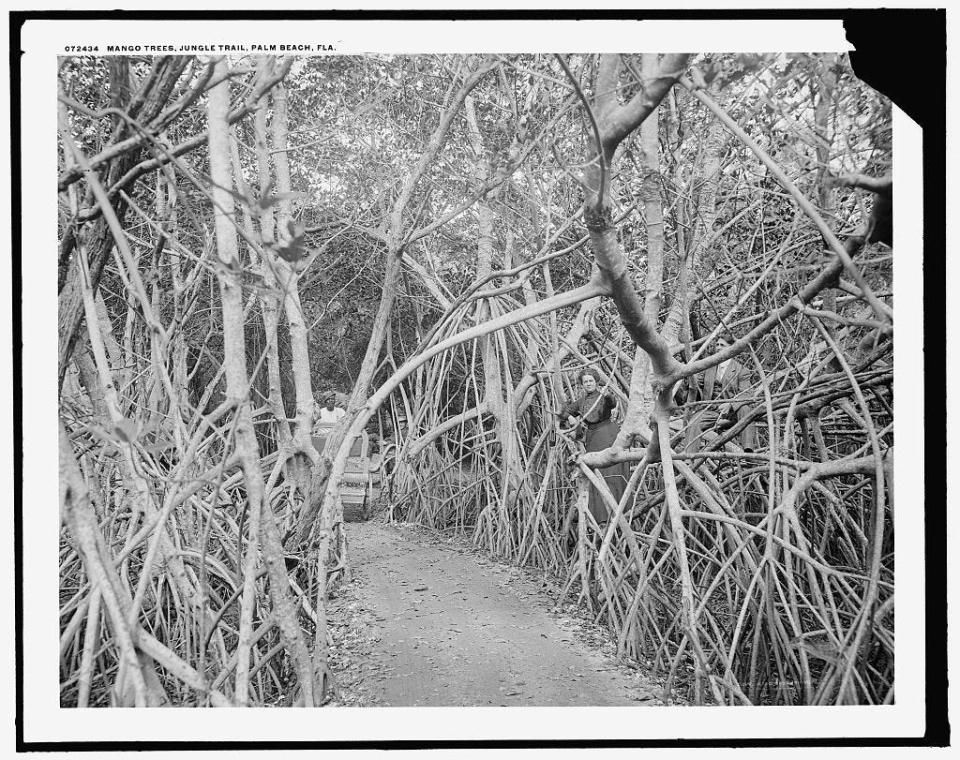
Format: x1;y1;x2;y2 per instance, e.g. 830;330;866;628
661;120;722;343
206;58;317;706
465;95;522;549
618;54;667;444
251;97;293;450
271;83;318;485
814;55;840;321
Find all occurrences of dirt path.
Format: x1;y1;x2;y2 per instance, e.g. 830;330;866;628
326;520;665;707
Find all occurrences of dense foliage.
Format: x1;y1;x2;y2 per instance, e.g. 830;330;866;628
58;52;892;707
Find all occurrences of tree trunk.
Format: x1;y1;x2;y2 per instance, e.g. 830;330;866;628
465;95;523;550
251;95;293;451
206;58;317;706
618;54;668;445
271;82;319;488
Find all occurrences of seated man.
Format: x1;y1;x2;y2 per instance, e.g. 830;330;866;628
317;393;346;424
312;393;347;453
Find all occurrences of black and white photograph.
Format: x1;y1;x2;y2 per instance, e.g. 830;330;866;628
10;6;948;751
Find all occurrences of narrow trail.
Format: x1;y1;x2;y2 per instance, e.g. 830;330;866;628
326;520;666;707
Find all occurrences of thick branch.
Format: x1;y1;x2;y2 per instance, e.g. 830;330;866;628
600;53;691;155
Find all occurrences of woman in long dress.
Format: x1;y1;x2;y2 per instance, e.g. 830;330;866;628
561;369;630;525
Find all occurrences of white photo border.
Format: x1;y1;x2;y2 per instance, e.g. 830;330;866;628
14;10;940;747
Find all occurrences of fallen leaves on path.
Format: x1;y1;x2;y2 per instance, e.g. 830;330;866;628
324;518;676;707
